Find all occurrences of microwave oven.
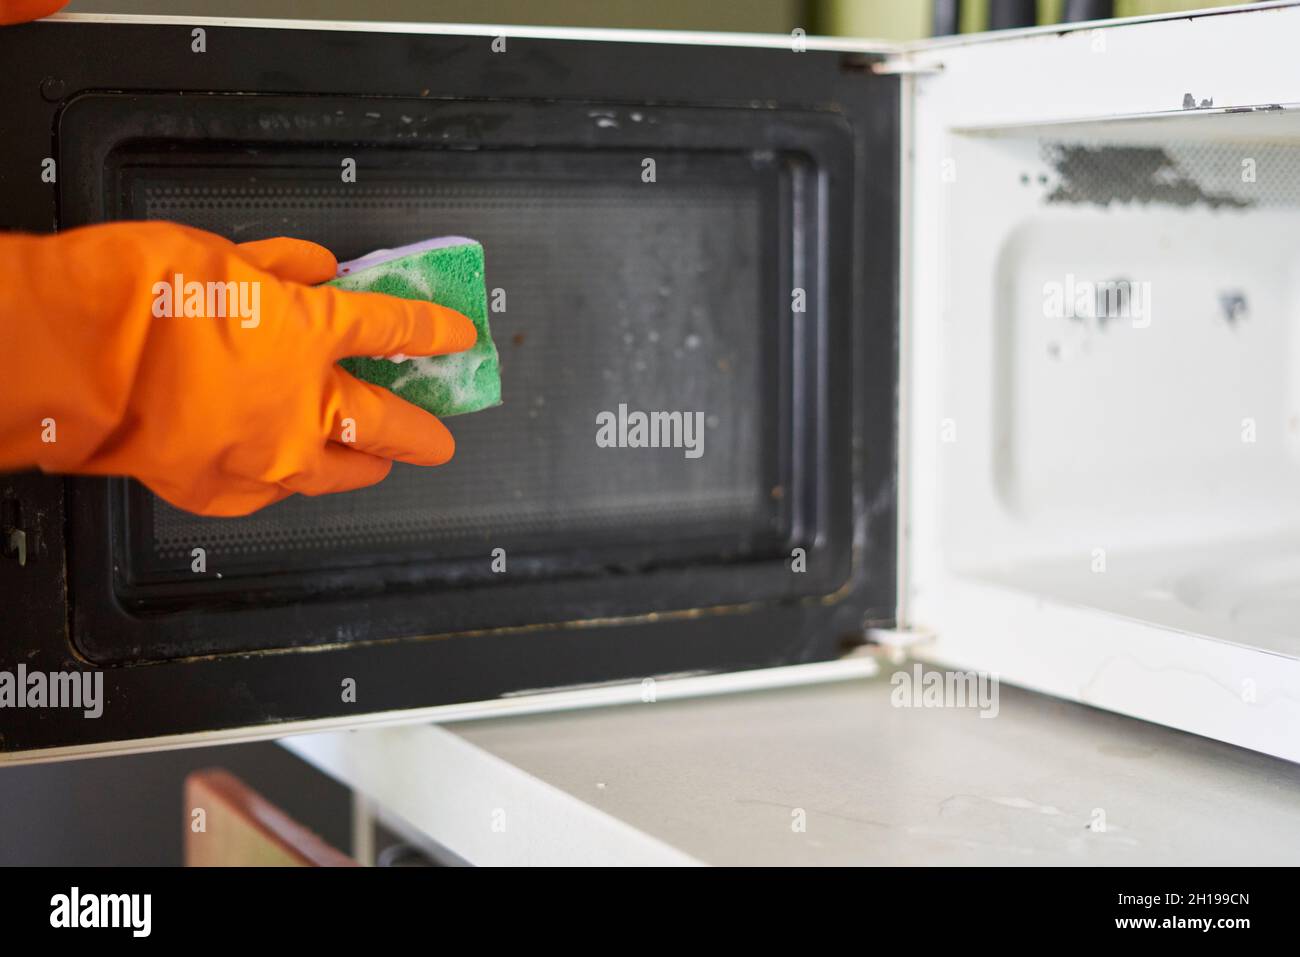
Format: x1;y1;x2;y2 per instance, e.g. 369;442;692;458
3;5;1299;764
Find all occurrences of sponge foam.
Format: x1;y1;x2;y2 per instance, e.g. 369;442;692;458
328;238;502;418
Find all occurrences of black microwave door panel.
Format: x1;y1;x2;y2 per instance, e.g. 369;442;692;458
0;19;898;755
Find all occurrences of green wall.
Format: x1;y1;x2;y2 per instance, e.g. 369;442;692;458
821;0;1249;41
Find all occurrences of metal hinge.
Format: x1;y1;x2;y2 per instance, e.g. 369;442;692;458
863;627;933;664
870;57;944;76
840;52;943;77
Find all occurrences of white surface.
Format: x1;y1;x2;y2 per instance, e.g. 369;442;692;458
904;0;1300;763
285;723;699;866
288;669;1300;865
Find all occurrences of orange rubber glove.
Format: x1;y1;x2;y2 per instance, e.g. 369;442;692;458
0;222;477;516
0;0;67;25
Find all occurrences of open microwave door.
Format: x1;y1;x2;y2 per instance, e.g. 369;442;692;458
903;2;1300;764
0;16;900;762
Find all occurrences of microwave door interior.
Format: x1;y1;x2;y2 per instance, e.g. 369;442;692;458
0;18;901;760
903;7;1300;763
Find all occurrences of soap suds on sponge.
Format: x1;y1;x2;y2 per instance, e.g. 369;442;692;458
328;238;502;418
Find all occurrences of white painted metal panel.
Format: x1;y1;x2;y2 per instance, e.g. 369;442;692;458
904;2;1300;762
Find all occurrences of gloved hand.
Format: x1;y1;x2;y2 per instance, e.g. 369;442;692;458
0;0;68;25
0;222;477;516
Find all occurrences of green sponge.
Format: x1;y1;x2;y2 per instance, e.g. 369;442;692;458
328;237;501;417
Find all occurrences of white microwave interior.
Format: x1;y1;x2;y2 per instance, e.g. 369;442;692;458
941;107;1300;660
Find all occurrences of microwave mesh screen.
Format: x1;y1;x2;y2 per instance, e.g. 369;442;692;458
118;157;782;579
1039;139;1300;209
